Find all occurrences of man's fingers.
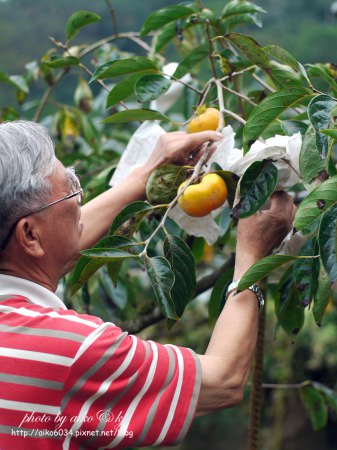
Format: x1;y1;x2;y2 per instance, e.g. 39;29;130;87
269;191;294;211
185;130;223;145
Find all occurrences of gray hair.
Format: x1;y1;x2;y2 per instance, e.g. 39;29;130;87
0;120;57;247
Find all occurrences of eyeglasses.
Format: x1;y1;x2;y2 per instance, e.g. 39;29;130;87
0;188;83;250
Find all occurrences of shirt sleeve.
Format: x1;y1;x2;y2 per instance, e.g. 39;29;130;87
61;322;202;449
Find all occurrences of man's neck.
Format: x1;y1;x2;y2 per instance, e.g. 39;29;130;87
0;256;58;292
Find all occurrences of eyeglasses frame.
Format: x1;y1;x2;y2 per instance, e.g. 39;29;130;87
0;188;83;250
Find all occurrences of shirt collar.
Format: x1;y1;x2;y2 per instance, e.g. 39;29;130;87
0;274;67;310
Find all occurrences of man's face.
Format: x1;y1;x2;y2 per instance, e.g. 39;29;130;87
40;159;84;273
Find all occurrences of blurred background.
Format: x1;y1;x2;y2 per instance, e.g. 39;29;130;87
1;1;337;449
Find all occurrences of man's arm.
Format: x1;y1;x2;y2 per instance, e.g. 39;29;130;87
196;192;296;414
79;130;222;250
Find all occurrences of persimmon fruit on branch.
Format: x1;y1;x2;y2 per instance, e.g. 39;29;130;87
187;107;222;133
178;173;228;217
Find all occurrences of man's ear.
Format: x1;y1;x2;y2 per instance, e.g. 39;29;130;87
15;217;45;257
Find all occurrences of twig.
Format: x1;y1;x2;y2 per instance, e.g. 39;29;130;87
78;62;109;93
197;79;213;107
195;255;235;296
105;0;119;35
139;143;214;257
77;61;129;109
223;108;246;125
120;307;163;334
252;72;275;93
216;79;226;129
129;35;164;63
280;157;301;179
33;70;66;121
205;20;218;80
219;65;257;83
79;32;155;59
168;74;203;95
222;85;256;106
262;381;311;390
215;81;247;125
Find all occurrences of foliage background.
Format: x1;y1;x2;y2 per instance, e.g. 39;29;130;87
2;1;337;449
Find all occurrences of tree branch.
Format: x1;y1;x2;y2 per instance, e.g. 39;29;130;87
195;255;235;296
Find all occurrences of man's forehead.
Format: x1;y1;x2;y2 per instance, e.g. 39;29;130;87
52;160;71;187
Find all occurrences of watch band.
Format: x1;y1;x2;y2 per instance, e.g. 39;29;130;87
226;279;264;312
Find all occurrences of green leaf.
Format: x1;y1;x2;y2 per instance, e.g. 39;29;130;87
232;160;278;218
91;57;158;81
102;109;170;124
318;202;337;283
70;236;133;294
269;61;303;88
106;71;156;107
298;62;313;87
140;5;195;36
243;87;313;152
144;255;177;320
281;120;308;136
43;56;80;68
299;125;326;186
308;94;337;157
214;170;240;209
320;129;337;140
276;270;305;336
237;255;297;291
155;22;178;53
135;74;171;103
0;72;29;93
109;201;154;235
263;45;300;71
311;381;337;415
65;10;101;41
306;64;337;95
313;267;331;326
294;175;337;231
224;32;270;68
173;44;209;79
81;248;140;262
300;385;328;431
164;235;196;317
221;0;266;29
208;267;234;326
293;238;320;307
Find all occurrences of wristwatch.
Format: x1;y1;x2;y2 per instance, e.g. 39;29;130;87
225;279;265;312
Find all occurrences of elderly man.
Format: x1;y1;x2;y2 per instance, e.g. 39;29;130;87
0;121;295;449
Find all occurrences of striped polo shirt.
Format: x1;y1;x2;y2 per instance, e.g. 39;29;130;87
0;275;201;449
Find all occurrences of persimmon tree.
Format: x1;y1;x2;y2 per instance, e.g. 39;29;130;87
2;1;337;448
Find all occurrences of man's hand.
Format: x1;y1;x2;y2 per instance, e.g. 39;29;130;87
141;130;223;174
235;191;296;269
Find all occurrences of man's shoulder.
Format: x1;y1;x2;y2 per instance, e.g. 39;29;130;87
0;294;105;336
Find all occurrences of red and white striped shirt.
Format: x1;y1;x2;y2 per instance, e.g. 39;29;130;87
0;275;201;449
